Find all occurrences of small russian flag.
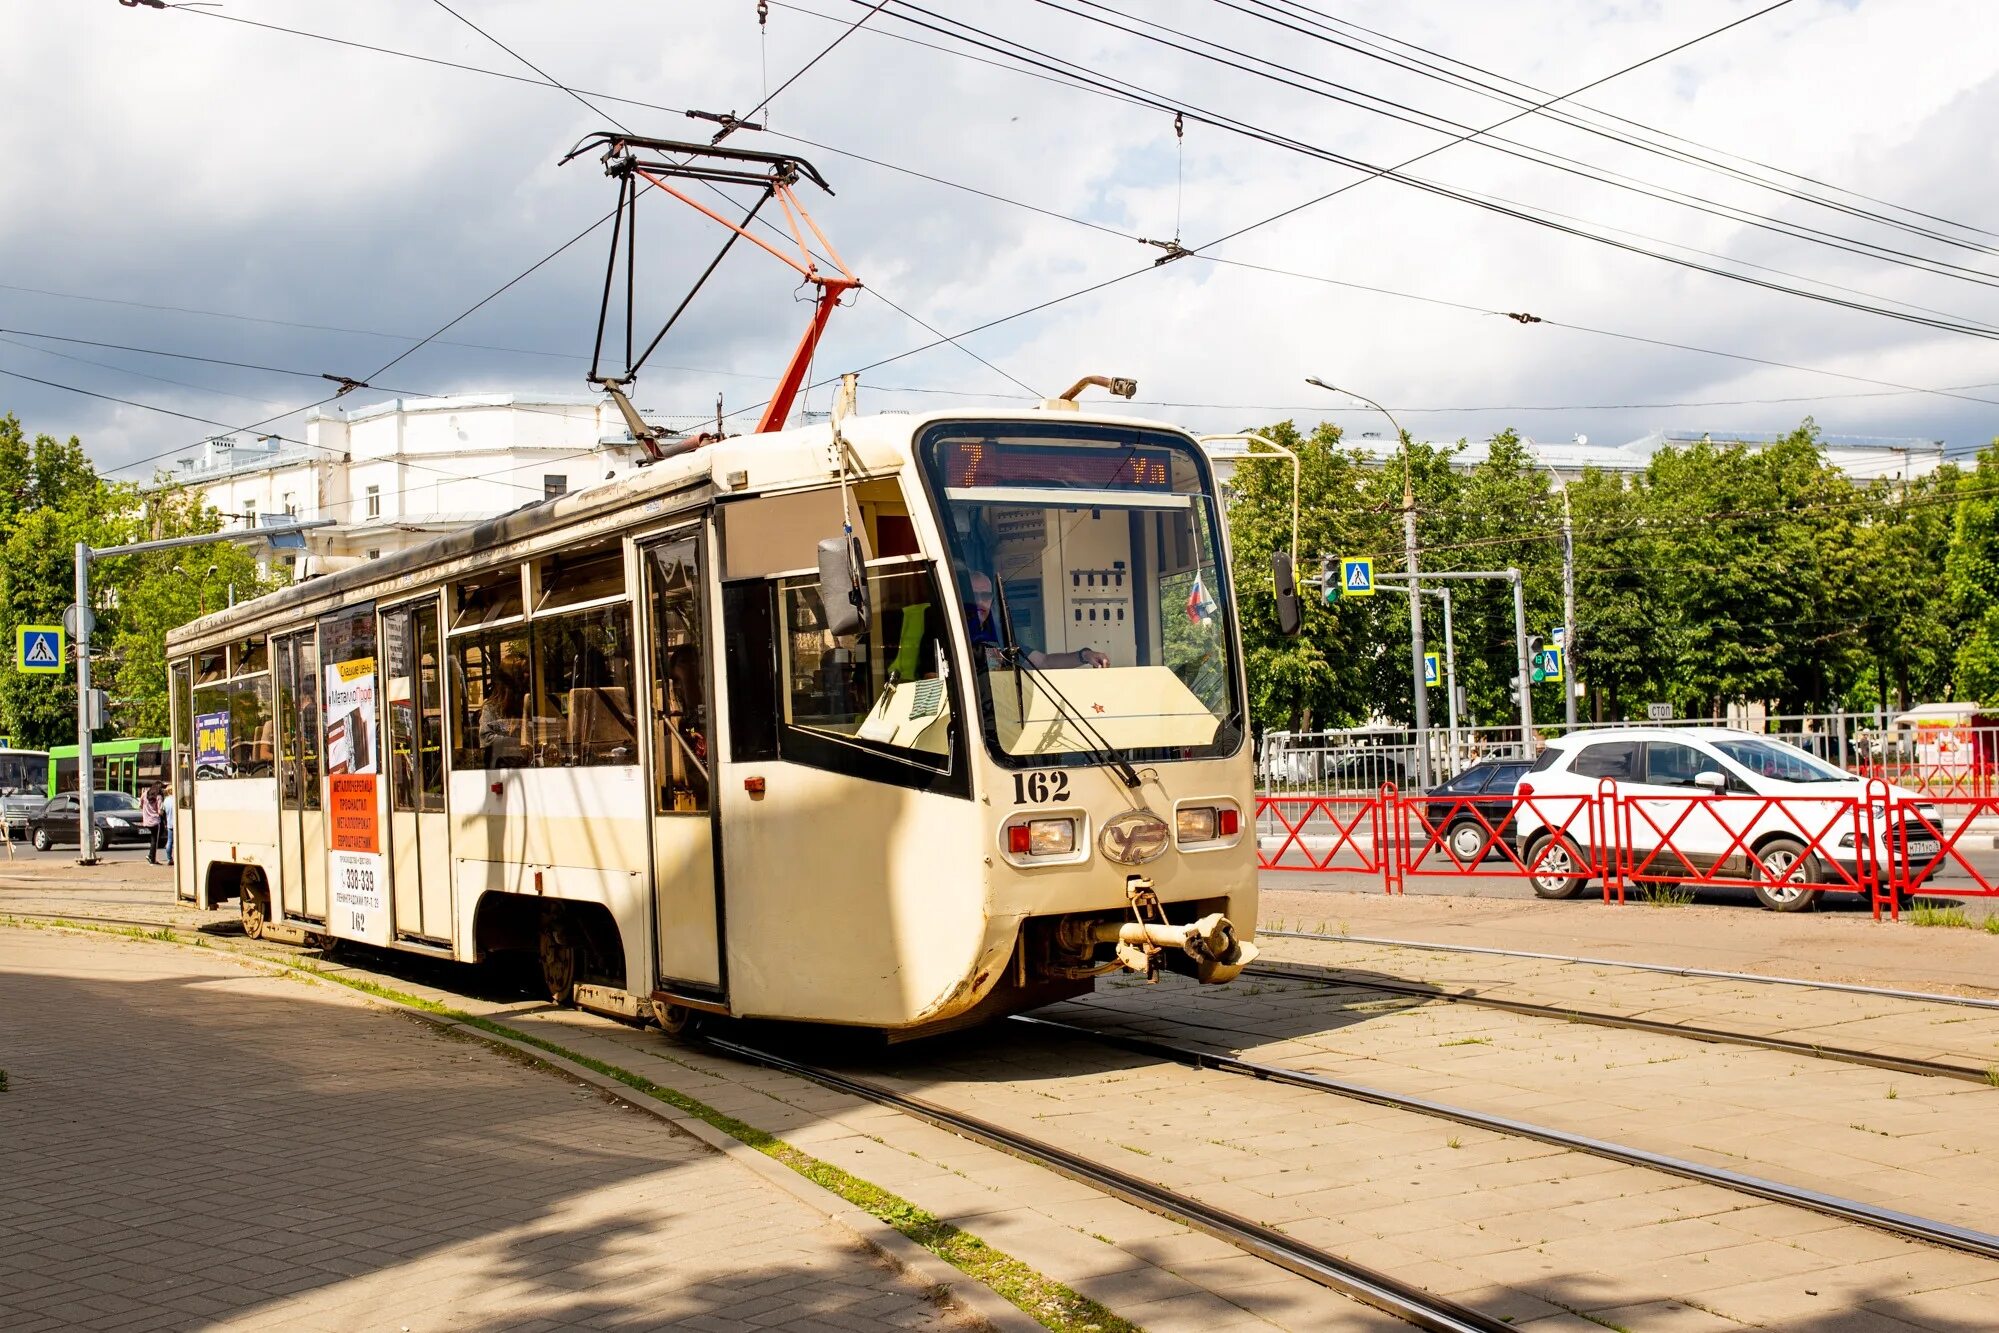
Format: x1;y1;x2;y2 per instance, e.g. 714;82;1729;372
1185;572;1217;625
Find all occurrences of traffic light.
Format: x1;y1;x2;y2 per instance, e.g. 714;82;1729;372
1320;554;1341;605
1527;634;1546;683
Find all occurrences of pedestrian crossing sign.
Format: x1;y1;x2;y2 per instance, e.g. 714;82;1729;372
1424;652;1440;687
1538;646;1565;683
1341;557;1374;597
16;626;63;674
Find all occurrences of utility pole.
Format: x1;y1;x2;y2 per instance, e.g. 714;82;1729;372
1427;585;1459;768
1556;482;1577;729
1308;378;1429;787
1510;567;1536;753
73;541;94;862
1528;442;1580;729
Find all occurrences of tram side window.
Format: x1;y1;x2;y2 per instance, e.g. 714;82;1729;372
776;563;952;769
294;637;322;808
450;630;533;770
189;672;275;779
531;605;637;767
452;566;525;630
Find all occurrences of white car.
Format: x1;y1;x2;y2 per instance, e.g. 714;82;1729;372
1512;728;1938;911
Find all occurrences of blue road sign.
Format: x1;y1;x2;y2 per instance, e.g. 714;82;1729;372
1341;557;1374;598
16;626;63;675
1538;647;1565;682
1424;652;1440;687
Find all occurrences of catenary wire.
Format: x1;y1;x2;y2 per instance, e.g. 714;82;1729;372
1217;0;1999;260
878;1;1999;337
85;3;1999;438
1252;0;1999;245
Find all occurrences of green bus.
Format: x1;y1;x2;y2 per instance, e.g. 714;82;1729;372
49;738;169;799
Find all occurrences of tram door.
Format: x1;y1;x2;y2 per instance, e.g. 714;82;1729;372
382;601;452;945
644;534;722;993
170;661;197;903
273;631;328;922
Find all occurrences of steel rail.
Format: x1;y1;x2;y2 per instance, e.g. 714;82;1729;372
1241;962;1997;1085
700;1034;1515;1333
1263;929;1999;1012
1016;1016;1999;1262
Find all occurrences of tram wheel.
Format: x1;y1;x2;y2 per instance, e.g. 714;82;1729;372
652;1001;703;1040
239;881;270;940
539;916;577;1007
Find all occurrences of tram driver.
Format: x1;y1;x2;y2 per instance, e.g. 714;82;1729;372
962;570;1108;670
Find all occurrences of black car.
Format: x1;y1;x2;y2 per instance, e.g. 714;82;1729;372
28;791;150;853
1422;759;1533;863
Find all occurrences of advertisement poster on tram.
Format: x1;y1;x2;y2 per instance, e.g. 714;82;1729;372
324;652;386;941
194;711;229;775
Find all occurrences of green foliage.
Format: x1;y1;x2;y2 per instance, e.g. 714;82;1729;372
0;411;285;745
1229;417;1999;730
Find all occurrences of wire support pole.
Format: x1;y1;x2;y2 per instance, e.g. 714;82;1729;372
74;541;96;867
1310;378;1427;785
1510;566;1536;754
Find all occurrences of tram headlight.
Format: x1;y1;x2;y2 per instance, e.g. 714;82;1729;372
1177;807;1218;843
1175;804;1241;847
1027;817;1076;856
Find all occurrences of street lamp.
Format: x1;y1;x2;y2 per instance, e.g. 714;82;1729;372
1306;377;1430;788
1525;442;1580;729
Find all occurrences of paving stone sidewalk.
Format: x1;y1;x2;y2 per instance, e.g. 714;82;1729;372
0;927;976;1333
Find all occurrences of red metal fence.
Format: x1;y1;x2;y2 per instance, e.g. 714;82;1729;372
1254;784;1998;920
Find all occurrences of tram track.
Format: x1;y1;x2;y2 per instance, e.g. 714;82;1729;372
1240;961;1999;1085
1264;929;1999;1011
1011;1014;1999;1263
700;1032;1517;1333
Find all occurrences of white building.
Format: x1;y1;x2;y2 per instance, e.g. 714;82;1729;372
157;394;703;572
1204;428;1945;488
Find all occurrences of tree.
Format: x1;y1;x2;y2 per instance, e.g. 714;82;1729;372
1947;441;1999;705
1225;420;1398;735
103;487;277;736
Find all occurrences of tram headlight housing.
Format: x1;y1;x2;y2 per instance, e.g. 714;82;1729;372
1003;814;1080;862
1175;802;1241;848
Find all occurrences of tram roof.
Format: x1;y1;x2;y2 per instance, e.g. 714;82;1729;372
166;407;1194;649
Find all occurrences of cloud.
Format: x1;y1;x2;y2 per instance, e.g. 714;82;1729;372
2;0;1995;475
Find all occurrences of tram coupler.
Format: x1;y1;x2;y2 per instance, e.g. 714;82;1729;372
1080;912;1259;986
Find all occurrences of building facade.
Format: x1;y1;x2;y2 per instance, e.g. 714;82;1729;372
156;394;702;572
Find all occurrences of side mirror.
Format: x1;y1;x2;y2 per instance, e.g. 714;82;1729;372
816;536;869;638
1272;551;1303;637
1694;771;1726;793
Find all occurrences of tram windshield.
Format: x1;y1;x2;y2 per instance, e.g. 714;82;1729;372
919;422;1241;768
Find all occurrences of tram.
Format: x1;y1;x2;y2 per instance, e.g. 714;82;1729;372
165;395;1261;1035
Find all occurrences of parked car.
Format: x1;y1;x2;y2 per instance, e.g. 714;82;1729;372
27;791;150;853
1512;727;1936;911
1423;759;1533;863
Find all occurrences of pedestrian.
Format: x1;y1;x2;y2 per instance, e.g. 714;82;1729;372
161;785;175;866
140;781;166;865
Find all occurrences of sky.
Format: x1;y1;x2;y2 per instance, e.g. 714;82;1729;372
2;0;1996;483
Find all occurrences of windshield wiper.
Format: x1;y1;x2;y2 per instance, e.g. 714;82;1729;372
994;575;1140;789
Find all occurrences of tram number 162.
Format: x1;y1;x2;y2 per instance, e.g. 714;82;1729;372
1011;770;1070;804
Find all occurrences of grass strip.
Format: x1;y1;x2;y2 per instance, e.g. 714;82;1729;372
9;917;1139;1333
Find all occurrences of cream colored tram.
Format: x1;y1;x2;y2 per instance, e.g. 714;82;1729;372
165;407;1258;1035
